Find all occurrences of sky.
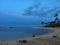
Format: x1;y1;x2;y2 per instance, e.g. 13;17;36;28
0;0;60;16
0;0;60;26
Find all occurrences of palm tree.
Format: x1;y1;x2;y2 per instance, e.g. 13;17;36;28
41;21;44;24
54;13;59;23
54;13;58;17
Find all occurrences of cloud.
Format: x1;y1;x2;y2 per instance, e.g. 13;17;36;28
0;0;60;16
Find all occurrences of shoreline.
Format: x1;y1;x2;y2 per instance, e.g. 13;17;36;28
0;27;56;40
0;27;60;45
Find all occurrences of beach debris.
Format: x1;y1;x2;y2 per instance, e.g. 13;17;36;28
22;40;27;43
17;40;27;43
32;35;35;37
52;35;58;38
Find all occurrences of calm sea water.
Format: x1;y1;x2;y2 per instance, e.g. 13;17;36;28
0;26;54;41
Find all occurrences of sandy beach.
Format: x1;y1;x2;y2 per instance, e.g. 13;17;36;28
0;27;60;45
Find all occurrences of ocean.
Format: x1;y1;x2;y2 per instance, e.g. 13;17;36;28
0;26;54;41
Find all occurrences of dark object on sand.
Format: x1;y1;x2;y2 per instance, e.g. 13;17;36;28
17;40;27;43
22;40;27;43
32;35;35;37
52;36;57;38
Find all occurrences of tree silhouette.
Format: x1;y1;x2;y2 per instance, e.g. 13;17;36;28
44;13;60;27
54;13;59;23
41;21;44;24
